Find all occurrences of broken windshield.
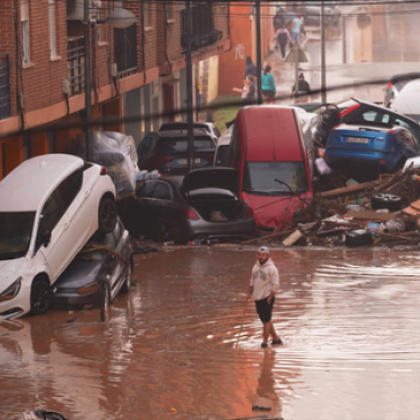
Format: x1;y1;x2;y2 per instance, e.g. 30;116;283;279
0;212;35;260
243;162;308;196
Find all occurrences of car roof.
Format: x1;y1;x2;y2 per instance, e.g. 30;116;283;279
0;154;85;212
390;72;420;84
160;122;215;132
157;128;212;138
238;105;303;161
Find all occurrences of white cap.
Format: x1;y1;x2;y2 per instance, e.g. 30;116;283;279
258;246;269;254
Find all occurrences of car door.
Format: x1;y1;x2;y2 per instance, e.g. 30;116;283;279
37;169;86;281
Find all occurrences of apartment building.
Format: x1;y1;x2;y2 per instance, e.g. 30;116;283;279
0;0;231;180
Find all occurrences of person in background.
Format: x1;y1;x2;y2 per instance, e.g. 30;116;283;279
244;56;257;79
290;14;305;44
233;74;256;107
290;72;311;104
261;65;276;104
273;23;293;60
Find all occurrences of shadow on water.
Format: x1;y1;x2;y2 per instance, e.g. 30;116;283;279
2;248;420;420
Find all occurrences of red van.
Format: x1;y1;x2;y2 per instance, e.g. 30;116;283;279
228;105;313;230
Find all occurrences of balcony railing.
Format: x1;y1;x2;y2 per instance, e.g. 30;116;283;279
181;2;222;51
0;54;11;120
67;36;85;96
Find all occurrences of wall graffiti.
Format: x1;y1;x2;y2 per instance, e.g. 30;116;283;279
235;44;245;60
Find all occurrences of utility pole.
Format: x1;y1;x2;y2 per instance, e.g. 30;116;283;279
255;1;262;104
185;1;194;172
320;0;327;103
84;0;93;161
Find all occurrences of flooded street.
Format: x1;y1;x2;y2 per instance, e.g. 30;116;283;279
2;247;420;420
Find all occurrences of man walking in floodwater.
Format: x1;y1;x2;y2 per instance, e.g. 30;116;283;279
248;246;283;348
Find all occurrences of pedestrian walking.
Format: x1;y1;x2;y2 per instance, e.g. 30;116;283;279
247;246;283;349
290;14;305;44
291;72;311;104
273;9;285;31
261;65;276;104
244;56;257;79
233;74;255;107
273;23;293;60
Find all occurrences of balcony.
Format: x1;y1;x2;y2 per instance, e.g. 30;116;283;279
67;36;85;96
181;3;223;51
0;54;11;120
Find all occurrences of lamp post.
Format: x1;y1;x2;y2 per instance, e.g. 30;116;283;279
83;1;137;161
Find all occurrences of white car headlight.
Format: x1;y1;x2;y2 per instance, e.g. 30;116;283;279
0;277;22;302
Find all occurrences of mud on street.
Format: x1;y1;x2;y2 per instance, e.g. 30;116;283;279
2;246;420;420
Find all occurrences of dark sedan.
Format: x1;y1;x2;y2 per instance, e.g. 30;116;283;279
137;129;216;176
121;167;256;244
52;218;133;309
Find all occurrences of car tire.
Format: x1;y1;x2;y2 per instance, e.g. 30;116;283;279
30;278;51;316
371;192;403;211
121;260;133;293
98;197;117;234
155;221;170;243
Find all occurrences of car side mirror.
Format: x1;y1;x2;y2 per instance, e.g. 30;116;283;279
42;231;52;247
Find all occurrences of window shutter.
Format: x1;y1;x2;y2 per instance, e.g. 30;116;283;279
48;0;57;57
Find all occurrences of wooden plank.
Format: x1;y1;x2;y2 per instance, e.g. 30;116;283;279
282;230;303;246
319;181;377;198
346;211;397;222
409;199;420;211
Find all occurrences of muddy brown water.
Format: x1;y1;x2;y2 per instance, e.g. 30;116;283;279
2;247;420;420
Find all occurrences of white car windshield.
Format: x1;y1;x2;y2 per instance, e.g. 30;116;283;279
243;162;308;195
0;211;35;260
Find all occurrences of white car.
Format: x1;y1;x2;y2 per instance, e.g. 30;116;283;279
0;154;117;320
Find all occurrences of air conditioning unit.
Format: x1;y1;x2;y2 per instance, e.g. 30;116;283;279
67;0;101;21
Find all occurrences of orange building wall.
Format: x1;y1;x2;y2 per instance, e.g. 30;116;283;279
219;5;254;95
219;4;273;95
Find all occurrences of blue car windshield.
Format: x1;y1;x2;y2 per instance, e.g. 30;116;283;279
243;162;309;195
0;211;35;260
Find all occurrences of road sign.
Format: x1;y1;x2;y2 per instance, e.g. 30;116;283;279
284;44;308;63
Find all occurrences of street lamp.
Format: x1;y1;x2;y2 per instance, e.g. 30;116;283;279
83;2;137;161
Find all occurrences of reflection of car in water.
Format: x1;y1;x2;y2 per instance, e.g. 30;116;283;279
52;218;133;310
121;167;256;244
11;411;69;420
0;154;117;320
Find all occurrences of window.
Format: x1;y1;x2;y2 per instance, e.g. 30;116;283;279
165;1;173;20
48;0;57;58
243;162;309;195
137;181;157;198
151;182;171;200
21;0;30;63
144;0;149;26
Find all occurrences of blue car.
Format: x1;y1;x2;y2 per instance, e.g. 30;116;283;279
324;122;420;175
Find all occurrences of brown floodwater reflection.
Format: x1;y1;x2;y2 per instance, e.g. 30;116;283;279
2;247;420;420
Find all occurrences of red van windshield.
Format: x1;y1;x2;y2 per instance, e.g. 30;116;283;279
243;162;308;195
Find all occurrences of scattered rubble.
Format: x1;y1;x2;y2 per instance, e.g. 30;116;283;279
244;167;420;248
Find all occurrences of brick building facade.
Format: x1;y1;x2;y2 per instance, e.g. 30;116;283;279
0;0;231;180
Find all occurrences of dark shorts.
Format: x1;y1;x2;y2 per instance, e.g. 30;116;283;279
262;89;275;98
255;296;275;323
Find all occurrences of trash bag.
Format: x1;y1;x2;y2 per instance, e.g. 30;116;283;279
91;131;141;200
312;104;340;145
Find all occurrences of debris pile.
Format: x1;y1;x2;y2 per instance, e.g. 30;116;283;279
246;167;420;248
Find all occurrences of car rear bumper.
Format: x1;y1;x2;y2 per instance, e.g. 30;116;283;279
325;150;394;171
52;292;102;308
187;218;256;240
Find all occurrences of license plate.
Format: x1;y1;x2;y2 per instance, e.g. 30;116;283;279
346;137;369;144
178;158;201;164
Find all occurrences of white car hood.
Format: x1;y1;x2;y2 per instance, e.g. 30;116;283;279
0;258;25;290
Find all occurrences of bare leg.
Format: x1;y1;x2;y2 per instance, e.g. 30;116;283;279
269;322;279;341
262;322;271;344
